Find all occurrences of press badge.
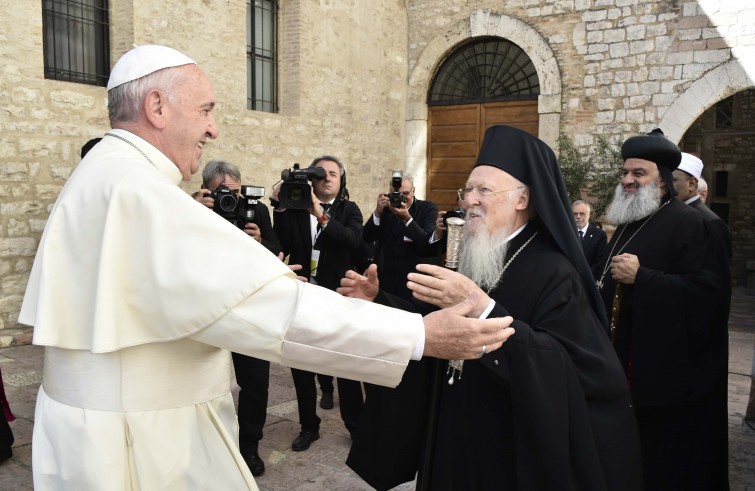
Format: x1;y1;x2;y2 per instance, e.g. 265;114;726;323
310;249;321;280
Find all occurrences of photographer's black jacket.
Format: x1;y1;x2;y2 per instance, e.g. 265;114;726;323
252;202;283;256
273;199;364;291
363;198;438;300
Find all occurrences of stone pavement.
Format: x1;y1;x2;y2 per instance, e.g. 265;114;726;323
1;288;754;491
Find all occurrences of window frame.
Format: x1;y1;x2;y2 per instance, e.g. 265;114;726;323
42;0;110;87
247;0;278;113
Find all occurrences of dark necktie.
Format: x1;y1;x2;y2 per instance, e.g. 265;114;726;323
317;203;331;234
579;230;584;240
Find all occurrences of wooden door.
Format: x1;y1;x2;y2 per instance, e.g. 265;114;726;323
426;100;539;211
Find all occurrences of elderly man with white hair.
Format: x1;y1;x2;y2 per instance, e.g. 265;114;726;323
342;125;642;491
19;45;514;490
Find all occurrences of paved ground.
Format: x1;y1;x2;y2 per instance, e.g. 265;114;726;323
1;288;754;490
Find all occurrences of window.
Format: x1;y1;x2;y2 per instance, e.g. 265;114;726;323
428;37;540;106
715;96;733;128
42;0;110;87
715;170;728;197
247;0;278;112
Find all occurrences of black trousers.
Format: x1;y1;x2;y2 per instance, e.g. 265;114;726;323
291;368;364;434
317;373;334;393
232;352;269;454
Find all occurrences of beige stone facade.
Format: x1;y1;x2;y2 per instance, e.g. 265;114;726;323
1;0;753;342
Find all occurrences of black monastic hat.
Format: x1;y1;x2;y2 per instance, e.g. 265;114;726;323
620;128;681;171
473;125;607;329
620;128;682;198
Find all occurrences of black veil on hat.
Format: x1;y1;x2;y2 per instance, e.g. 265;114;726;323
620;128;682;198
474;125;607;329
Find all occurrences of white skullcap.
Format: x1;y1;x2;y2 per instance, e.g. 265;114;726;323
107;45;196;91
678;152;703;179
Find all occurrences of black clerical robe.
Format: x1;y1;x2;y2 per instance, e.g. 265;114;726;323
596;197;729;491
349;221;642;491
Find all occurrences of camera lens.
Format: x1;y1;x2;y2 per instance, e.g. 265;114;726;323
284;185;306;205
217;194;237;212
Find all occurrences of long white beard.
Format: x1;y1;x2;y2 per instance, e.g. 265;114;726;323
458;224;511;291
605;180;662;225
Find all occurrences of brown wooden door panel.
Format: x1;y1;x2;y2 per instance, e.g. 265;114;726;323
427;100;539;210
428;157;476;173
433;191;462;209
431;125;478;142
429;104;479;125
483;101;539;123
430;142;481;158
431;173;471;189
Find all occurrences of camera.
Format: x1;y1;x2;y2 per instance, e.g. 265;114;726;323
210;184;266;229
388;170;406;208
278;163;326;210
442;209;465;227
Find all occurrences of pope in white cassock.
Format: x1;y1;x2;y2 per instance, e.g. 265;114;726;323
19;45;515;490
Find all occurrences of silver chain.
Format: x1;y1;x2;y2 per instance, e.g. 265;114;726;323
105;132;158;169
596;200;669;290
485;231;538;294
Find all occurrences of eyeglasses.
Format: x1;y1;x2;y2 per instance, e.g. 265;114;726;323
457;186;524;201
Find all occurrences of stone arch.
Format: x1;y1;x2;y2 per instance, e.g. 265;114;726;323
659;47;755;143
405;10;562;194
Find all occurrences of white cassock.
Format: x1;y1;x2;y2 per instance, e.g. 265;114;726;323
19;129;423;490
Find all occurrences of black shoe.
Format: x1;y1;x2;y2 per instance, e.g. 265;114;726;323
320;392;334;410
291;430;320;452
242;451;265;477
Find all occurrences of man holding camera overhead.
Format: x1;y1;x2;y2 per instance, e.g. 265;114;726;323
272;155;366;451
194;159;280;477
364;172;438;301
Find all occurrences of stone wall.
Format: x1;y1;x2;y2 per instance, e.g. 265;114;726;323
404;0;754;286
405;0;755;145
0;0;408;342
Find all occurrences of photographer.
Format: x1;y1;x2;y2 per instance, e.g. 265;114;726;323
195;160;281;255
272;155;366;452
193;159;280;477
363;173;438;300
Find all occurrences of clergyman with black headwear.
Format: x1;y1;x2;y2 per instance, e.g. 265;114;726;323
596;129;730;490
341;125;642;491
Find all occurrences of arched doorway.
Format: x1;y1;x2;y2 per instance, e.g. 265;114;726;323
426;37;540;210
680;89;755;287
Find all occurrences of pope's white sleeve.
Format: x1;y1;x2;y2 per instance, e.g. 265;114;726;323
191;276;423;387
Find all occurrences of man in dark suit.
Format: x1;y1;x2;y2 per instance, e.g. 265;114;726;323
572;199;607;269
364;174;438;300
272;155;365;451
194;159;282;477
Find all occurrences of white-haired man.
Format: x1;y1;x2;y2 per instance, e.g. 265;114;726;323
342;125;642;491
19;45;514;490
